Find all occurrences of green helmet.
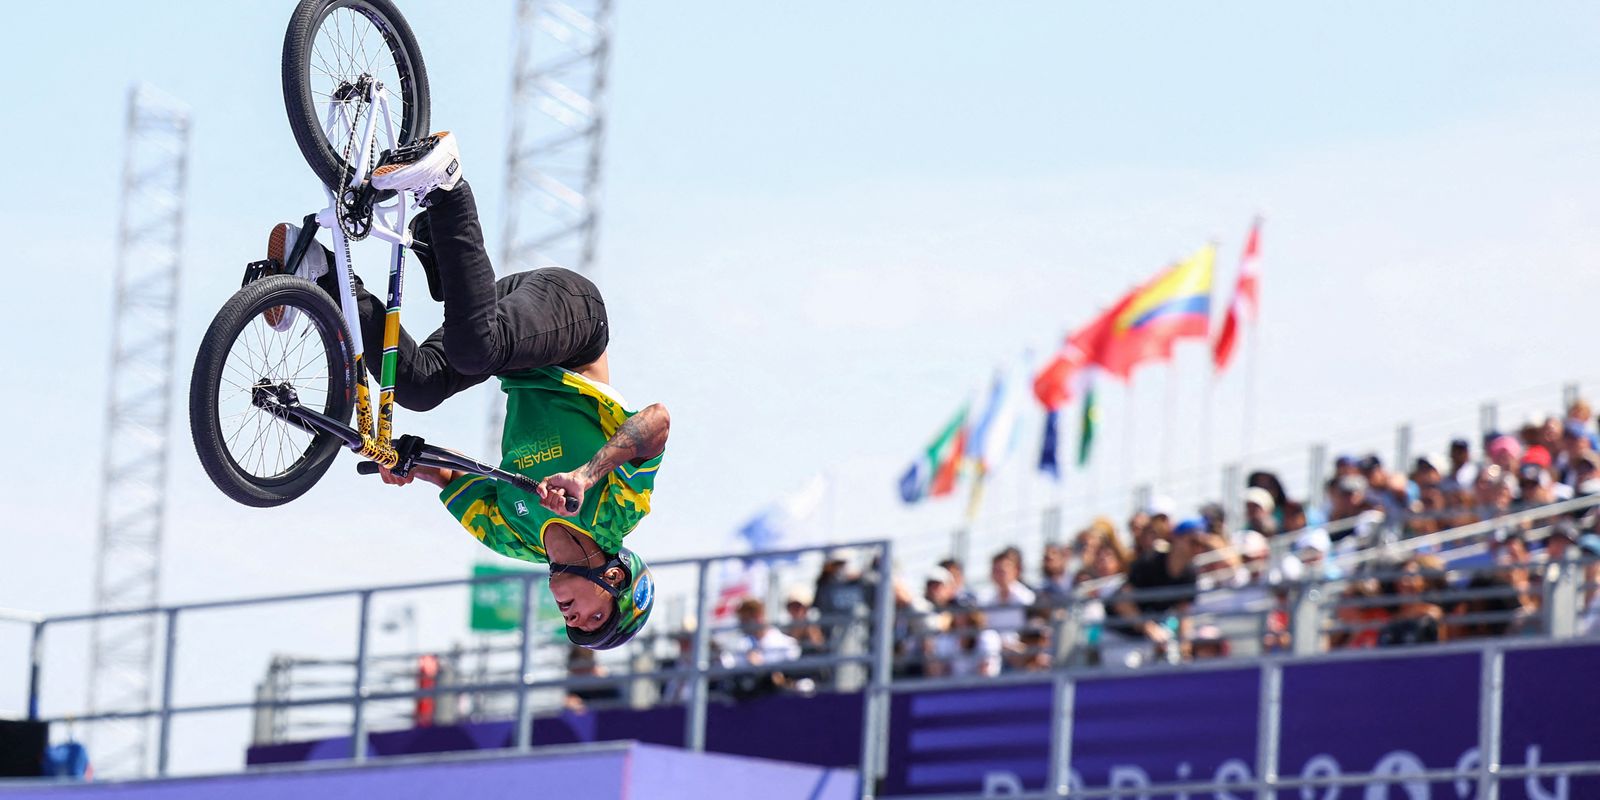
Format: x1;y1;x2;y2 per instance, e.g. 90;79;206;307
550;548;654;651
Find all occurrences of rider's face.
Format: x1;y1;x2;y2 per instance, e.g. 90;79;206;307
548;573;615;632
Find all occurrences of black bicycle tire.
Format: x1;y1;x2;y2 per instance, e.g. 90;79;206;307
282;0;431;198
190;276;357;508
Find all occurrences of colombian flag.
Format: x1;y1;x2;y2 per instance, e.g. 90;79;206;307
1092;244;1215;379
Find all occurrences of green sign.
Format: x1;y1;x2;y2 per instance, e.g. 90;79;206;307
469;563;563;640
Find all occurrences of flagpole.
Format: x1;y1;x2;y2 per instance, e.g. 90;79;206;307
1121;374;1136;510
1241;216;1263;470
1202;366;1215;493
1160;362;1177;492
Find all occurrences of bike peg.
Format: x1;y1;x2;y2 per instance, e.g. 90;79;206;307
356;461;380;476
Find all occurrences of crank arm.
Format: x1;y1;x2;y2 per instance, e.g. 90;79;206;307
250;382;364;450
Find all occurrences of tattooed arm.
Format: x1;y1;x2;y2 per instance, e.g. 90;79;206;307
536;403;671;515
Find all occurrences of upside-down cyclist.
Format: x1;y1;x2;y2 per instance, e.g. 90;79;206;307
263;132;668;650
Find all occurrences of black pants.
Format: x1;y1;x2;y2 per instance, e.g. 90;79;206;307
318;180;609;411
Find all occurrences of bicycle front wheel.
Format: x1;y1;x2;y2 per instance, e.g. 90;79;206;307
282;0;431;196
190;276;357;507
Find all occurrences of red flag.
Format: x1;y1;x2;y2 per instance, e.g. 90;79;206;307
1032;289;1136;410
1213;219;1263;372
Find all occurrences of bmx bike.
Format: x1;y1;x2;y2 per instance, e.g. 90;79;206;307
188;0;575;513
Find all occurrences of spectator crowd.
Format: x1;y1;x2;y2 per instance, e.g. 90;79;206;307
579;400;1600;700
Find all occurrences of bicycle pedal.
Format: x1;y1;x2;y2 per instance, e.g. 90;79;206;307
241;258;287;288
376;136;438;169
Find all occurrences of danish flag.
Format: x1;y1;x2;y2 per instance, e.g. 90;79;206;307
1213;218;1262;372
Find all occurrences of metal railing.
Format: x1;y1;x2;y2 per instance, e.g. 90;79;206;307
10;500;1600;799
5;540;895;782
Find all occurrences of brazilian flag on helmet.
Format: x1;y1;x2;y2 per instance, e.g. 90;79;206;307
554;547;654;651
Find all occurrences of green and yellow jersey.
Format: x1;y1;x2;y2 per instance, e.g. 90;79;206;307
437;367;662;562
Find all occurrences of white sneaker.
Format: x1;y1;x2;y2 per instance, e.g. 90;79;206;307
371;131;461;205
264;222;330;332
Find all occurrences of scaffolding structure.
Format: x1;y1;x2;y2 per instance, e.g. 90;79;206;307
87;84;191;777
490;0;614;452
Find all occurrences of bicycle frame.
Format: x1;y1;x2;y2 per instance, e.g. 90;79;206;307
313;79;411;466
253;79;572;509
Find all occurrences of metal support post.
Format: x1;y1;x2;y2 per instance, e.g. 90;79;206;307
1289;583;1323;657
514;572;537;751
1222;462;1243;531
1545;562;1579;639
1042;505;1063;545
27;622;44;721
1047;673;1076;798
684;559;713;752
1395;423;1413;475
1562;382;1581;412
1477;646;1505;799
1307;443;1328;502
1132;483;1153;516
951;526;970;569
351;591;372;763
156;609;179;776
859;541;895;799
1480;402;1500;441
1254;660;1283;800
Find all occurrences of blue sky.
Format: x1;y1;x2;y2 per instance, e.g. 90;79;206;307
4;0;1600;774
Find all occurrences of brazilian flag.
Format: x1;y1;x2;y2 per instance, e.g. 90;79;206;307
1077;381;1097;467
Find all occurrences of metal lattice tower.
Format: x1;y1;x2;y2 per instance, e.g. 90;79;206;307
490;0;613;451
87;84;190;778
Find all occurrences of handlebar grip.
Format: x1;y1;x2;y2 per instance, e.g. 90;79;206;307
356;461;381;475
563;494;580;514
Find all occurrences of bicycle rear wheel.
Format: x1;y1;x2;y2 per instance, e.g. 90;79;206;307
190;276;356;507
282;0;430;196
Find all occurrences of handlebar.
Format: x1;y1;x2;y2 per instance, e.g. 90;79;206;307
356;461;580;514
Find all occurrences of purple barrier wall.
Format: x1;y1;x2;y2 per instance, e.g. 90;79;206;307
0;743;857;800
241;642;1600;799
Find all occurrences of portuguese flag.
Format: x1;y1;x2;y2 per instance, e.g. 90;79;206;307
898;405;969;503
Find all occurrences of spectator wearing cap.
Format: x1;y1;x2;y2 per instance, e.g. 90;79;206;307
1292;528;1343;581
1133;497;1175;557
1515;461;1561;508
1236;530;1272;583
938;557;978;608
783;588;827;658
1328;474;1377;542
1200;503;1227;536
1243;487;1278;537
1247;471;1290;530
1112;517;1199;663
980;549;1037;642
1333;455;1361;479
1544;520;1581;564
1475;465;1516;520
1487;435;1523;474
1412;455;1445;492
924;567;958;611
